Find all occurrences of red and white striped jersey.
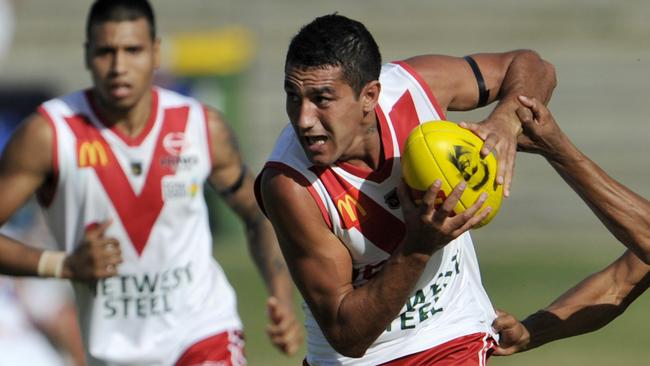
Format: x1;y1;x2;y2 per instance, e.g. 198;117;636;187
38;87;241;366
262;62;497;365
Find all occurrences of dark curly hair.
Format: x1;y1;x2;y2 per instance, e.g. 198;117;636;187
285;14;382;97
86;0;156;41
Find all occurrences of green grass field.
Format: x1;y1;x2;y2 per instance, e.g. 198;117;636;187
214;231;650;366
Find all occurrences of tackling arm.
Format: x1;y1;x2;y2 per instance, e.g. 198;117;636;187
493;251;650;355
517;96;650;263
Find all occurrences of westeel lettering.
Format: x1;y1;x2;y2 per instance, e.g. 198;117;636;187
78;140;108;167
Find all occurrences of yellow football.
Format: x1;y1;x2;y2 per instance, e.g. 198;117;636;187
401;121;503;228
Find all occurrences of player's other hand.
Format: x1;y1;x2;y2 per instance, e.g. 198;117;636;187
491;309;530;356
63;219;122;281
460;113;519;198
398;179;490;256
515;95;571;159
266;296;303;356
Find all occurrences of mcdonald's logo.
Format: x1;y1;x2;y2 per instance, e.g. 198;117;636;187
336;194;367;224
78;140;109;167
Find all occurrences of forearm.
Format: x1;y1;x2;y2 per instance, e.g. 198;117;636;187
548;144;650;263
521;253;648;350
0;234;44;276
245;215;294;303
320;248;430;357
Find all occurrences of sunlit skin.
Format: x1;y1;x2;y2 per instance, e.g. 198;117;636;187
284;65;382;170
85;18;160;136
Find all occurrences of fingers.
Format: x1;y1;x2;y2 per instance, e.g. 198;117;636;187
266;297;303;355
516;105;534;125
459;121;486;140
454;192;491;232
460;121;512;197
69;220;123;281
502;144;516;198
420;180;442;218
432;181;464;222
85;219;113;239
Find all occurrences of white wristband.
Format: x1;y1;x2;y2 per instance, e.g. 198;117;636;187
37;251;66;278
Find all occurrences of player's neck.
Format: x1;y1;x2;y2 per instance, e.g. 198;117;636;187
341;115;382;171
92;90;153;137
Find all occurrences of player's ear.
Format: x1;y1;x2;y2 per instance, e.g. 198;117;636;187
84;41;91;70
153;38;161;70
360;80;380;113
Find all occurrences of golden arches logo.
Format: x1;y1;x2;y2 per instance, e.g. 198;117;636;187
336;194;367;223
78;141;108;167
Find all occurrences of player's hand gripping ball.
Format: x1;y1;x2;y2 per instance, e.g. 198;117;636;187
401;121;503;228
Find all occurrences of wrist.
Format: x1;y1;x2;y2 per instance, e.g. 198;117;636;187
544;138;583;167
37;250;67;278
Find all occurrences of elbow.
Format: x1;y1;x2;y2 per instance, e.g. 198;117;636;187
324;331;373;358
637;248;650;266
514;49;557;102
331;342;369;359
543;60;558;100
626;233;650;265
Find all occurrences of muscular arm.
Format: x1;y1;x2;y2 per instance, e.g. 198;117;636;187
549;146;650;263
260;171;489;357
0;115;54;275
405;50;557;196
494;251;650;354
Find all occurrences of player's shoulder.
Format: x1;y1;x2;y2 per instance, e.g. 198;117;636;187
155;86;203;110
17;112;55;143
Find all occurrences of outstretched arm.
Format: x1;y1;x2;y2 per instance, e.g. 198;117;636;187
204;107;302;355
406;50;557;197
516;96;650;263
493;251;650;355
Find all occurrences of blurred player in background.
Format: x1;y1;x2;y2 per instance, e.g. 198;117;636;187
489;96;650;355
0;0;301;364
257;13;556;365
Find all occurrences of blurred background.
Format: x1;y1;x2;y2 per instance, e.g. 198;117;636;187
1;0;649;365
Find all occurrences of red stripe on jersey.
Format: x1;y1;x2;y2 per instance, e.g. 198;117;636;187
392;61;446;120
259;162;333;230
65;107;189;255
86;89;160;146
35;106;60;208
311;166;404;254
388;90;423;155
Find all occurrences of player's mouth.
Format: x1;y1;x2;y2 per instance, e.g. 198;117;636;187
108;83;132;99
304;135;328;151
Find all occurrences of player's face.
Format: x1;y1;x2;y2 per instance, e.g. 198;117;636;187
284;65;369;167
85;18;160;112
